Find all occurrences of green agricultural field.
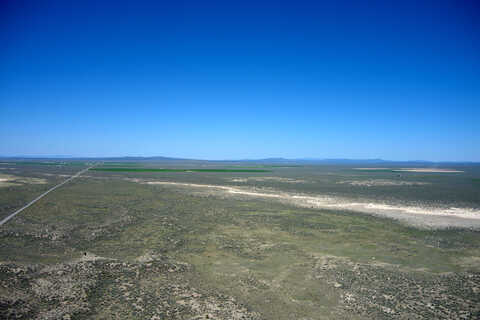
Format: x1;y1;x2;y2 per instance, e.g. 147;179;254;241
100;162;141;167
0;161;479;319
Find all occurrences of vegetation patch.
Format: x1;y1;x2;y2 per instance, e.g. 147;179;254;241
1;163;480;319
101;162;140;167
228;165;303;168
10;161;86;166
91;168;271;173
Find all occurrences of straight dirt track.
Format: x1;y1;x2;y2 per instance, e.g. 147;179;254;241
0;165;94;226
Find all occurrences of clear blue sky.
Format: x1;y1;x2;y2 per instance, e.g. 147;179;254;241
1;1;479;161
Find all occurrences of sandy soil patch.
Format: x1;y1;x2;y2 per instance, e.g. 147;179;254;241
135;250;162;263
41;173;73;178
0;174;47;187
231;177;307;184
0;175;20;187
337;179;430;187
393;168;464;173
73;252;111;263
132;179;480;229
457;256;480;269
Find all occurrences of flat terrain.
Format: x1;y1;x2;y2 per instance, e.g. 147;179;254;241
1;161;480;319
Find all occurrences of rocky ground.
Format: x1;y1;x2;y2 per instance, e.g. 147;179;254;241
0;255;260;320
312;255;480;319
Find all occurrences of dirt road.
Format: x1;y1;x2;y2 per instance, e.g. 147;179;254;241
0;165;94;226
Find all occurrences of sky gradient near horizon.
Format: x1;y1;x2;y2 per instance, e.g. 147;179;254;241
1;1;479;161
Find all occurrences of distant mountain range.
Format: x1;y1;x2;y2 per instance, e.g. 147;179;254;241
227;158;478;165
0;155;478;165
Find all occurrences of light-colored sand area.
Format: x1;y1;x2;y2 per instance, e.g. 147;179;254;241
129;179;480;229
231;177;307;184
41;173;73;178
0;174;47;187
393;168;464;173
338;179;430;187
354;167;464;173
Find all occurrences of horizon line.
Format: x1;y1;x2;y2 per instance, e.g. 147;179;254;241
0;155;479;164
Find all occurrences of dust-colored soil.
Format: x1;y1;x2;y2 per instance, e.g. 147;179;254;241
231;177;308;183
393;168;464;173
129;179;480;229
0;257;260;320
0;174;47;187
354;168;464;173
337;179;430;186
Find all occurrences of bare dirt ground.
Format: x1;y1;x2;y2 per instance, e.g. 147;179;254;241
231;177;308;184
354;168;392;170
393;168;464;173
355;167;464;173
337;179;430;186
0;174;47;187
130;179;480;229
0;257;260;320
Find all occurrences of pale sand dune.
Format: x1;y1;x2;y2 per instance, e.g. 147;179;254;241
136;180;480;229
354;167;464;173
393;168;464;173
337;179;430;186
0;174;47;187
41;173;72;177
231;177;307;183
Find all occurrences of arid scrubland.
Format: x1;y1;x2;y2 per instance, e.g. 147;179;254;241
1;162;479;319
